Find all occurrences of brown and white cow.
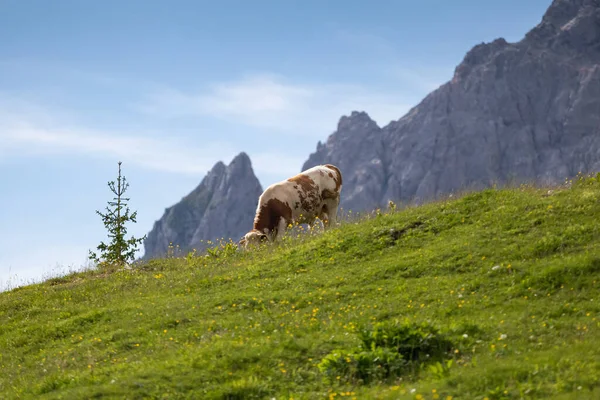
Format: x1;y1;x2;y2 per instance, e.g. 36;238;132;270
239;164;342;248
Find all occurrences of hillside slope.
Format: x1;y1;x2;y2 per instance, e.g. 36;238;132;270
2;177;600;399
303;0;600;211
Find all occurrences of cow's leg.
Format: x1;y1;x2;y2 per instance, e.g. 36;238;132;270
321;199;338;229
321;212;330;231
327;201;338;227
274;217;289;242
319;207;330;229
320;190;340;229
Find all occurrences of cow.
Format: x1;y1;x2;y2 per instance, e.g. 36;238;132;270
239;164;342;248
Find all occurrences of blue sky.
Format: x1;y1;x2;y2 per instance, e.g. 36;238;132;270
0;0;552;289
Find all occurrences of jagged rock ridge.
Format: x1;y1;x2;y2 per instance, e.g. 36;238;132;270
143;153;262;258
303;0;600;211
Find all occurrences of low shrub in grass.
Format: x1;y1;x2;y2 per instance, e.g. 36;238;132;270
318;321;455;384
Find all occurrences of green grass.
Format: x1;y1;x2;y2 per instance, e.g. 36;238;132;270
2;175;600;399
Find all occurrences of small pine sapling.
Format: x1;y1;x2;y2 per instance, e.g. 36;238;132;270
89;161;146;268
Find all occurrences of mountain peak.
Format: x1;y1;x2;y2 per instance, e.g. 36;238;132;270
209;160;226;174
225;153;257;187
337;111;380;132
525;0;600;54
542;0;598;27
453;38;510;81
143;154;262;259
231;151;251;164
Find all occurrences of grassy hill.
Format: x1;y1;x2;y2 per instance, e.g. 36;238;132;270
2;175;600;399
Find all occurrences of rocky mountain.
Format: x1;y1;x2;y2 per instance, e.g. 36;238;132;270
303;0;600;211
142;153;262;259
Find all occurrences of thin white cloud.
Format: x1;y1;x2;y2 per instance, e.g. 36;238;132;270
136;74;413;134
0;97;311;180
0;119;236;175
137;74;312;128
0;94;237;174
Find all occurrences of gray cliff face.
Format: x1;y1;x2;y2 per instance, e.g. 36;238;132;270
143;153;262;258
304;0;600;210
302;112;387;212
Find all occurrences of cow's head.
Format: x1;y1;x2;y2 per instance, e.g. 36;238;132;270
239;229;269;249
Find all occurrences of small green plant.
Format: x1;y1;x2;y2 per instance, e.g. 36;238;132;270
572;171;600;188
428;359;454;379
359;322;454;362
186;249;198;265
318;346;406;384
166;242;182;258
89;161;146;268
206;240;239;259
319;322;455;384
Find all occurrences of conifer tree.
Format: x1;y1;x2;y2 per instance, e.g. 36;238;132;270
89;161;146;267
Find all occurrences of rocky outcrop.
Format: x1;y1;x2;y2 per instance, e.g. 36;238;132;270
304;0;600;211
302;111;387;212
142;153;262;258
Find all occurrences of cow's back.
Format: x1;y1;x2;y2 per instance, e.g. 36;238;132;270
255;165;342;227
300;165;342;198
